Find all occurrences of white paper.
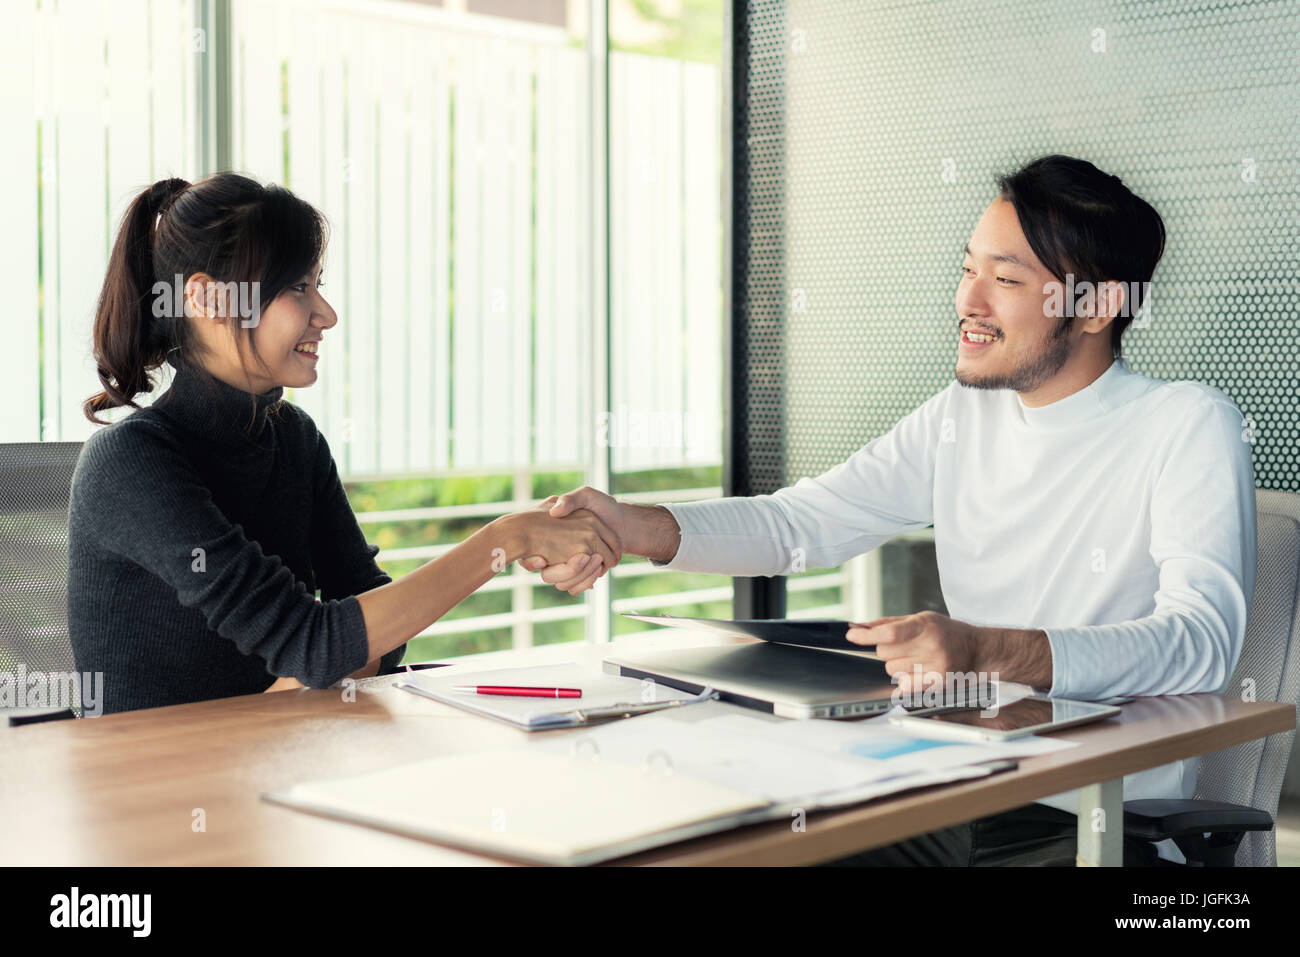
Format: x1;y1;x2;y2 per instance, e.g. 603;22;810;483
531;712;888;804
398;662;696;728
528;706;1070;808
700;711;1076;778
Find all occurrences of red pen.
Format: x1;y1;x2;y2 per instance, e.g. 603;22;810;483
452;685;582;699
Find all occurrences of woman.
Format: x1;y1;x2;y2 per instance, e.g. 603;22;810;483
68;173;618;715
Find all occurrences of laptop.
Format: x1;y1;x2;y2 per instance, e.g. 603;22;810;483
620;612;865;653
602;640;898;720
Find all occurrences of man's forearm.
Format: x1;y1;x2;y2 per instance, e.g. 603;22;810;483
980;627;1054;690
622;503;682;563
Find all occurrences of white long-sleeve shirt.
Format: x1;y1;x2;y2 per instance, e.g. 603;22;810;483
657;357;1257;863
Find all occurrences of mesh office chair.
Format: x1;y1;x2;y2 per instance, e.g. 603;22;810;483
0;442;83;724
1123;489;1300;866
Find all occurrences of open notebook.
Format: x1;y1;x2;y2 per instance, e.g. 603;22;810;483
262;710;1067;864
264;748;772;865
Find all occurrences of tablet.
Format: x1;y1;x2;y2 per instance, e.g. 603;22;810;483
888;694;1122;741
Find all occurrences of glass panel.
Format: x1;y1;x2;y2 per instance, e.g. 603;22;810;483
228;0;596;657
4;0;201;444
609;0;730;635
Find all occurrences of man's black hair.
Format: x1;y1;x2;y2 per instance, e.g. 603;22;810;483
996;155;1166;357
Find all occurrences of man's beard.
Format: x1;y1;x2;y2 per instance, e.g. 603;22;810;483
956;318;1073;392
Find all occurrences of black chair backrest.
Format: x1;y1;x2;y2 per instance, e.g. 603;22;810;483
0;442;83;714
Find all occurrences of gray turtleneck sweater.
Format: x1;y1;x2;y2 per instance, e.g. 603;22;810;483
67;358;407;715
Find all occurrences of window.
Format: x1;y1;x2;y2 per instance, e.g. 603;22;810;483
8;0;879;659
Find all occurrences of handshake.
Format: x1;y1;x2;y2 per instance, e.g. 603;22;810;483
497;487;682;595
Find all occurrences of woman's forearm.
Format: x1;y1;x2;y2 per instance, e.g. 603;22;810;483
356;516;522;660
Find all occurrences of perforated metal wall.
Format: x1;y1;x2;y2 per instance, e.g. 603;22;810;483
732;0;1300;495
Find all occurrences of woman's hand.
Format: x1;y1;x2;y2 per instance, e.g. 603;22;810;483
518;488;678;595
498;497;622;594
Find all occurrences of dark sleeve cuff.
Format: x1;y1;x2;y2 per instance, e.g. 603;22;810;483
376;642;409;675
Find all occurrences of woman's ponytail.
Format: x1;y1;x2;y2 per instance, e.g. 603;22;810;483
84;177;190;424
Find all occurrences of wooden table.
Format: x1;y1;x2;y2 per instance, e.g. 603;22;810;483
1;635;1293;866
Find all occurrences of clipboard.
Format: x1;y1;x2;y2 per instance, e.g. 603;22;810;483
394;663;718;730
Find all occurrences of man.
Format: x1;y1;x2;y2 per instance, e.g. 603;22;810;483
522;155;1257;866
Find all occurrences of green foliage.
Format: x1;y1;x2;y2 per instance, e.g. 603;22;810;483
344;464;849;662
615;0;724;64
612;465;721;494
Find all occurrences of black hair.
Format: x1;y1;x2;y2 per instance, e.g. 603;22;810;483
85;171;328;423
995;155;1166;357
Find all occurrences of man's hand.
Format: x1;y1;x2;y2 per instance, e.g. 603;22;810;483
500;492;622;583
846;610;1053;695
518;487;627;594
848;611;980;696
518;488;683;594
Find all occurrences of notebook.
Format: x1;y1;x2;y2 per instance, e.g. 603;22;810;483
263;748;771;865
261;709;1050;865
